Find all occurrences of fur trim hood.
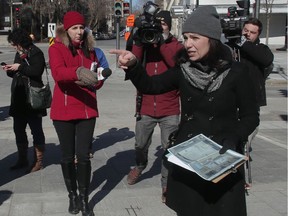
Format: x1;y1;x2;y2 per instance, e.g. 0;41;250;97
55;24;95;50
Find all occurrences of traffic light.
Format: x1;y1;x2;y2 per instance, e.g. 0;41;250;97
114;1;123;17
15;7;20;27
236;0;250;16
123;2;130;17
15;7;20;19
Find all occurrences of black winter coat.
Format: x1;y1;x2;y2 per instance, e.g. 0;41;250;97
239;39;274;107
126;60;259;216
7;44;47;117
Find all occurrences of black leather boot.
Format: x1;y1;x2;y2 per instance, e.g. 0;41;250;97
61;162;80;215
10;142;29;170
77;161;94;216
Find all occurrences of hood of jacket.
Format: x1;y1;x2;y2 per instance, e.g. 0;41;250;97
55;24;95;50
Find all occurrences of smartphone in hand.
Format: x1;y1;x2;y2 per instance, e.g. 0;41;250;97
1;62;7;66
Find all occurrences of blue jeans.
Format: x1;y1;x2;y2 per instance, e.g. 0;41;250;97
53;118;96;164
134;115;179;187
13;115;45;146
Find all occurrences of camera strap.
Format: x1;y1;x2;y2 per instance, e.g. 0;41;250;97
134;47;148;120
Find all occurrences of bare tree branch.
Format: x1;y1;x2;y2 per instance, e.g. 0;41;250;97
262;0;274;45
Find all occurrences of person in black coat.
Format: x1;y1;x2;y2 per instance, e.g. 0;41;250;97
234;18;274;107
1;28;47;173
111;6;259;216
232;18;274;173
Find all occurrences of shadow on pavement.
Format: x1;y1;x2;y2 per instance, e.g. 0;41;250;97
43;142;62;165
89;127;135;207
0;106;10;121
89;128;166;208
92;127;135;152
139;145;164;181
280;114;287;121
0;190;12;206
89;149;134;207
0;142;60;188
279;89;287;97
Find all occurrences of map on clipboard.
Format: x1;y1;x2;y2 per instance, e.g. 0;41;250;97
166;134;247;183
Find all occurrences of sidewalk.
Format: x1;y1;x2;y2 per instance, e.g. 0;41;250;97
0;40;287;216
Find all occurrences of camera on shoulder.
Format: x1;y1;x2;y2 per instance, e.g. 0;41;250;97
138;1;162;44
220;6;248;43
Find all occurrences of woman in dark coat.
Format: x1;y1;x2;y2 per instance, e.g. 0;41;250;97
111;6;259;216
1;28;47;173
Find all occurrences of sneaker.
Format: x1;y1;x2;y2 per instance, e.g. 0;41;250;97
127;167;143;185
162;187;167;203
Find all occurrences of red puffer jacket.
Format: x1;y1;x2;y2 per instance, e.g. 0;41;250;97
132;35;183;117
48;26;102;121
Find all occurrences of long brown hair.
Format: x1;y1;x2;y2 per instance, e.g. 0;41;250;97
67;30;91;59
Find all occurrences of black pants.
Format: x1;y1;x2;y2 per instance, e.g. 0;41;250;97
53;118;96;163
13;115;45;146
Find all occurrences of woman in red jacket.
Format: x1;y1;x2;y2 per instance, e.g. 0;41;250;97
48;11;101;216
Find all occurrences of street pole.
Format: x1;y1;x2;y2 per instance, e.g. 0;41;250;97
116;17;120;50
115;16;120;66
10;0;13;30
255;0;260;19
195;0;199;8
129;0;132;13
40;9;43;42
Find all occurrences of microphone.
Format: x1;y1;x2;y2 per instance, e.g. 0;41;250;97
75;65;112;89
97;67;112;80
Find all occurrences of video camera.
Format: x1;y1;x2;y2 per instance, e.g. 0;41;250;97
220;0;250;42
138;1;162;44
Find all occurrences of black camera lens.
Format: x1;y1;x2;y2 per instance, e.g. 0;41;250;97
144;31;156;43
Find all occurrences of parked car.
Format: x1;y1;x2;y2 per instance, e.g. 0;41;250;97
108;32;116;39
92;32;101;40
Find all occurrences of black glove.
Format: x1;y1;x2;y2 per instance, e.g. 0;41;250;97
219;135;240;154
75;66;98;87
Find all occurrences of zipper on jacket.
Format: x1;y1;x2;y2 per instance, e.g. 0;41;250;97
154;62;158;114
78;49;90;119
64;90;67;106
84;96;89;119
77;49;84;66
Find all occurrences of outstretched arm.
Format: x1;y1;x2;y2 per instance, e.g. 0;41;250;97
109;49;138;69
110;49;179;95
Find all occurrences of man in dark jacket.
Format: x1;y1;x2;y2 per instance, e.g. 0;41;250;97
235;17;274;185
126;9;183;203
236;18;274;107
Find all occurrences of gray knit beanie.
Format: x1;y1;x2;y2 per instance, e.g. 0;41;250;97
182;6;222;40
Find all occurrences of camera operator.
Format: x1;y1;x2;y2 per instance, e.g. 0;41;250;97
234;17;274;167
126;7;184;204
